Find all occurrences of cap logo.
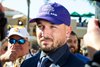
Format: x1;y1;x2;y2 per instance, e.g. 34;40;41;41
30;3;70;26
14;28;20;32
39;4;57;16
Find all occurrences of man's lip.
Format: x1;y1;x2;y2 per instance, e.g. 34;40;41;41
40;38;52;42
70;47;75;49
41;40;49;43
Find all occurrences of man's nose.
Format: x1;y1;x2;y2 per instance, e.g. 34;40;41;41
42;28;51;37
11;43;20;48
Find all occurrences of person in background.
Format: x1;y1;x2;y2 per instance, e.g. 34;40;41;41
84;18;100;67
0;3;7;41
0;38;8;55
21;2;85;67
67;31;79;53
31;25;40;54
67;31;90;63
0;27;33;67
0;41;1;49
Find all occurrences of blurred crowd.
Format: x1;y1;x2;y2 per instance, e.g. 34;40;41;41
0;2;100;67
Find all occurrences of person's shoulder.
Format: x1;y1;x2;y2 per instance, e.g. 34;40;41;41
65;52;85;67
85;61;100;67
21;51;40;67
75;53;89;60
0;62;2;67
85;51;100;67
75;53;90;63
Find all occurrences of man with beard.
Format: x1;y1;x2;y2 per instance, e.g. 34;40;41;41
21;2;85;67
67;31;90;63
67;31;79;53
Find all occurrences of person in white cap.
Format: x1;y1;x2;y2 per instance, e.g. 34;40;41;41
0;27;34;67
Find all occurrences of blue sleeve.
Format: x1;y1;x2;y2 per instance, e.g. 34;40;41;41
0;62;2;67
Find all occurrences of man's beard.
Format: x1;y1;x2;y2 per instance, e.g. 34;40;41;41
41;43;62;54
69;46;77;53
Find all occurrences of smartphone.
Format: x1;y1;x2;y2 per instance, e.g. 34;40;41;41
95;2;100;27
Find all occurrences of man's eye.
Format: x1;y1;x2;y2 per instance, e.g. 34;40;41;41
37;24;42;27
51;25;57;28
67;39;72;43
38;25;42;28
37;25;44;29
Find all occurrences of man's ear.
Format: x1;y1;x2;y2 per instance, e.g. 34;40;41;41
66;26;72;40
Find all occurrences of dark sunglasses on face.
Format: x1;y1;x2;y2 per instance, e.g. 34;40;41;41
9;38;26;44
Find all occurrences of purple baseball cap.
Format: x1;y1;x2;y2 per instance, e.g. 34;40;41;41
30;2;71;26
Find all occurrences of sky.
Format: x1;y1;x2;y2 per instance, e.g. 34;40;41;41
1;0;95;18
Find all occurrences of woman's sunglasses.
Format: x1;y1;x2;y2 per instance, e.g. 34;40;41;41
9;38;26;44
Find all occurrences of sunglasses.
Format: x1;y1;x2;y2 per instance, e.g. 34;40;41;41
9;38;26;44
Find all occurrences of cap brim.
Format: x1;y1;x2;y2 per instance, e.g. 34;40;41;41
29;15;64;25
7;32;25;38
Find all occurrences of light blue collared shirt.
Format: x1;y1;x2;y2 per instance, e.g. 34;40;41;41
37;44;68;67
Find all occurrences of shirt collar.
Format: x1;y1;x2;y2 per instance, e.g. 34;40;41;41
40;51;46;59
40;44;69;63
40;51;53;62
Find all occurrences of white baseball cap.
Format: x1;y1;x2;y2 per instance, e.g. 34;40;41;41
7;27;30;39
